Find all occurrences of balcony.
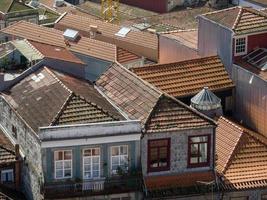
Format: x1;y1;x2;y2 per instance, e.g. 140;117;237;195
43;175;142;199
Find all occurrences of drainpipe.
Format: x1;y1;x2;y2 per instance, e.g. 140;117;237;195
14;144;21;190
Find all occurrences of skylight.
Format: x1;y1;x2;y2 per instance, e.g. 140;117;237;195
63;29;79;41
115;27;131;37
243;48;267;71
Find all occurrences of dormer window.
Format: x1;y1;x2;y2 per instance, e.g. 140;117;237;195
235;36;247;56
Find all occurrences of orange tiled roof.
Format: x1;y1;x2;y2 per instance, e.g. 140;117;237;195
145;171;215;191
55;13;158;49
1;21;116;62
116;47;141;64
96;62;161;125
0;130;16;165
132;56;234;98
145;95;216;133
29;41;85;64
216;117;267;190
201;7;267;35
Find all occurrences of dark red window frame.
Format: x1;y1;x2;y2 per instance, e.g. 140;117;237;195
147;138;170;173
187;135;211;168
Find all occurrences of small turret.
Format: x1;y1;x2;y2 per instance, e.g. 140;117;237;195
191;87;223;118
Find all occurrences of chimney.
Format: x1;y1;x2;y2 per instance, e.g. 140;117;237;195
89;25;98;38
15;144;20;160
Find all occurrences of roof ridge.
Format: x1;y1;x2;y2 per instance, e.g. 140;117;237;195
50;92;74;126
132;56;220;71
161;29;197;35
232;7;243;30
201;6;241;17
6;0;15;13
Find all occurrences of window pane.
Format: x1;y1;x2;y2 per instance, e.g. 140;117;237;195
112;147;119;156
199;143;208;163
93;170;99;178
84;164;91;172
112;157;119;165
55;162;63;170
84;149;91;156
56;170;63;178
84;157;91;165
55;151;63;161
64;151;72;160
84;172;91;179
92;157;99;164
120;146;127;155
190;136;208;143
190;157;198;164
92;148;100;156
64;161;71;169
191;144;199;156
64;169;71;177
93;163;99;171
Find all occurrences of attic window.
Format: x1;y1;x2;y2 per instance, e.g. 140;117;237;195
235;37;247;56
243;48;267;71
115;27;131;37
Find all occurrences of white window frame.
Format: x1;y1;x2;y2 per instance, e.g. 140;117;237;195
111;145;129;175
54;150;72;179
83;148;100;180
1;169;14;183
234;36;248;56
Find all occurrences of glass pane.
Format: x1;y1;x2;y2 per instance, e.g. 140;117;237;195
190;157;198;164
56;170;63;178
112;147;119;156
92;157;99;164
92;148;100;156
64;151;72;160
84;157;91;165
112;157;119;165
84;164;91;172
120;146;128;155
190;136;208;143
84;149;91;156
55;151;63;161
199;143;208;163
120;156;128;166
64;161;71;169
93;170;99;178
93;163;99;171
112;164;119;171
64;169;71;177
191;144;199;156
55;162;63;170
84;172;91;179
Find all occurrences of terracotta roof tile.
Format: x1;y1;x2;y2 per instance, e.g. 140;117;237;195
216;117;267;190
1;21;116;61
116;47;141;64
2;67;124;133
145;95;215;133
132;56;234;98
96;62;161;125
201;7;267;35
54;13;158;61
29;41;85;64
0;130;15;165
144;171;215;191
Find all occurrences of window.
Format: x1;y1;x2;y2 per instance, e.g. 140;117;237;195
12;125;17;139
54;150;72;179
83;148;100;179
1;169;14;183
235;37;247;56
188;135;210;167
111;145;128;174
148;139;170;172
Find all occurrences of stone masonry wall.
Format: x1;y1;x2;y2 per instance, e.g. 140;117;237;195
141;127;214;176
0;96;43;200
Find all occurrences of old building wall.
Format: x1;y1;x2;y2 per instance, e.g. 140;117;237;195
141;127;214;177
0;96;43;200
232;64;267;137
159;35;200;64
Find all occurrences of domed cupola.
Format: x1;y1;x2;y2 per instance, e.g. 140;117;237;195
190;87;223;118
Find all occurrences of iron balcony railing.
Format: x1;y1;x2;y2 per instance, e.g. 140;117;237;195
43;175;142;198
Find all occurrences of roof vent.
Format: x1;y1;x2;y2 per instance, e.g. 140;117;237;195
31;73;45;83
115;27;131;37
63;29;79;42
90;25;98;38
190;87;223;118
